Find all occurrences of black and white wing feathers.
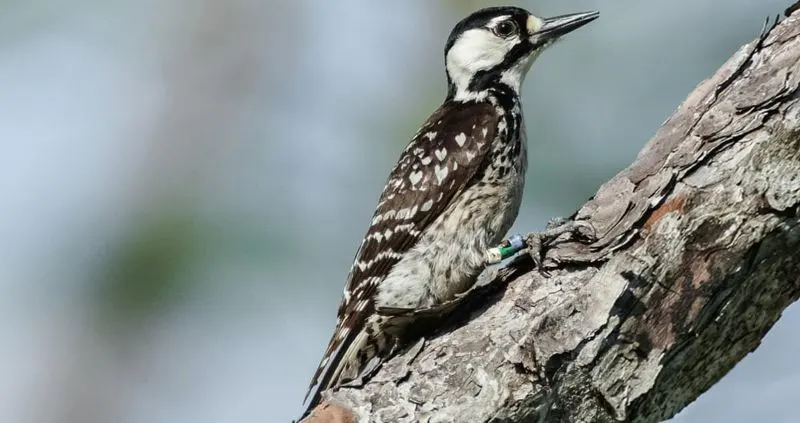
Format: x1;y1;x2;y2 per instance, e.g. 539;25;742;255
304;100;499;405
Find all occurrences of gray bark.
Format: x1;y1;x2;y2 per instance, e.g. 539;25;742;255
305;8;800;423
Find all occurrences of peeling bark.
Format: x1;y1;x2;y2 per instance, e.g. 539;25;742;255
305;7;800;423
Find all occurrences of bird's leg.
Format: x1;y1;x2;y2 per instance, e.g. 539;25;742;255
525;219;595;274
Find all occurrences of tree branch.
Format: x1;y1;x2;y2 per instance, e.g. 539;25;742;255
305;6;800;423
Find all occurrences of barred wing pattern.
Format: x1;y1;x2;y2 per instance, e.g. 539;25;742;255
305;100;500;403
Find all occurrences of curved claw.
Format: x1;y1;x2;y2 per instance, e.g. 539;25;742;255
538;219;596;243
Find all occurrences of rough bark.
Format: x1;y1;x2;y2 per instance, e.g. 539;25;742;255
305;7;800;423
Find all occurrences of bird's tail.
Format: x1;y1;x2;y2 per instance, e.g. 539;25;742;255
300;321;370;419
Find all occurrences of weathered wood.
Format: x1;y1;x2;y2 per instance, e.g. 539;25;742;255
305;7;800;423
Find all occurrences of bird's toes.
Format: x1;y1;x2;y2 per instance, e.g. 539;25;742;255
540;218;596;242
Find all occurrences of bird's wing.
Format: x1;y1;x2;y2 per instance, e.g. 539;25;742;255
304;100;500;404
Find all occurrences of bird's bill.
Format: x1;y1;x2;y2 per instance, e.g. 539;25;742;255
529;11;599;41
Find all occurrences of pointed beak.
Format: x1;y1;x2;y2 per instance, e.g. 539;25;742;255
528;11;599;42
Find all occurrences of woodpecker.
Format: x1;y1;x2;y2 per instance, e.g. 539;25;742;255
303;6;598;415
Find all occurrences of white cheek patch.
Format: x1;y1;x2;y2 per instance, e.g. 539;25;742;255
446;28;519;99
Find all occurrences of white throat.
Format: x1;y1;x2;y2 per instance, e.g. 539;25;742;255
498;50;538;93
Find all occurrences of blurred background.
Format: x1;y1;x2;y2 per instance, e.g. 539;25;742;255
0;0;797;422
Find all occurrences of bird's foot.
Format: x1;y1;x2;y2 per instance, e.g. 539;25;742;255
525;219;595;275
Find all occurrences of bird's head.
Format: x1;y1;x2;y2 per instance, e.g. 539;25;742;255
444;6;598;101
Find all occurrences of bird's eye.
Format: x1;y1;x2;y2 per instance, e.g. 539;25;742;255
493;20;517;38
